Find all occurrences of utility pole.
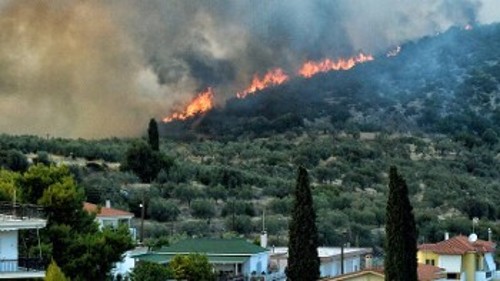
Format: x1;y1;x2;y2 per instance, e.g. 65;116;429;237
341;231;347;275
140;191;145;244
340;242;344;275
232;198;235;231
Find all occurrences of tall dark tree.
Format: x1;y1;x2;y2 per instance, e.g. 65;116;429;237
286;166;320;281
121;141;173;182
148;118;160;151
385;166;418;281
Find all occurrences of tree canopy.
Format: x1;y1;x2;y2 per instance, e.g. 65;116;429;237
17;165;134;281
384;166;418;281
121;140;173;182
169;253;215;281
286;166;320;281
130;261;172;281
148;118;160;151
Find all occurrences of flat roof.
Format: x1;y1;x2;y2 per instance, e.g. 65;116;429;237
270;247;372;258
134;253;249;264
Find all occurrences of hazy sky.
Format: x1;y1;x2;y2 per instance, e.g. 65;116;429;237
0;0;498;138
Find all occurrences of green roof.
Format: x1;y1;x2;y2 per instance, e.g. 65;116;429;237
157;238;267;255
134;253;249;264
134;253;170;263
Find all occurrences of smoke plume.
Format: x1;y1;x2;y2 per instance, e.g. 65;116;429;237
0;0;498;138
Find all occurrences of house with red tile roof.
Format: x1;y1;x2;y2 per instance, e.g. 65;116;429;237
417;263;447;281
418;234;497;281
322;263;446;281
83;201;134;231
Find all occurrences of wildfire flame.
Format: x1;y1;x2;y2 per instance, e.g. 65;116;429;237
298;52;374;78
163;88;215;122
164;52;376;121
236;68;289;99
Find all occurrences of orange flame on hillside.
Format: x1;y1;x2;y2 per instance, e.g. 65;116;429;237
236;68;289;99
163;88;214;122
298;53;374;78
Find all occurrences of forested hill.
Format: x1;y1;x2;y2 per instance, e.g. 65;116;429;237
1;22;499;262
162;23;500;140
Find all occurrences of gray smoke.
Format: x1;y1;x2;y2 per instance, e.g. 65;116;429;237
0;0;498;138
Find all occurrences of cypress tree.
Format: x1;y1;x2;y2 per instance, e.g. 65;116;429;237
384;166;418;281
148;118;160;151
286;166;320;281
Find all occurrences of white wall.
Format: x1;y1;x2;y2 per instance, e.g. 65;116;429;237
319;256;361;278
0;230;18;260
244;252;269;275
112;250;135;278
438;255;462;273
485;253;496;272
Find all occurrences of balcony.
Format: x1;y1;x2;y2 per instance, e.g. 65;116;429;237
0;258;45;279
475;270;494;281
0;202;46;230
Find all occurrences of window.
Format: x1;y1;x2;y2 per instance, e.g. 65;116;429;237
425;259;435;266
446;273;460;279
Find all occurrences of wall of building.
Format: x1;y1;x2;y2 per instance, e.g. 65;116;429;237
320;256;362;277
464;252;477;281
485;253;496;272
439;255;462;273
417;251;439;265
243;252;269;275
0;230;18;260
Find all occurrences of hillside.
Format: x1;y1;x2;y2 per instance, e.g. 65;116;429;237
0;24;499;256
162;23;500;141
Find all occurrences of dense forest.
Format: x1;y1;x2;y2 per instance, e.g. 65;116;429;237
0;22;499;268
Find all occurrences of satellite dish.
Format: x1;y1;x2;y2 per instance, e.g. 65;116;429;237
468;233;478;243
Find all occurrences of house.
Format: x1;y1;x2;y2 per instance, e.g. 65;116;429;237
323;263;446;281
83;201;136;240
83;201;139;278
418;234;497;281
0;203;47;279
134;238;269;279
269;246;372;278
321;269;384;281
417;263;447;281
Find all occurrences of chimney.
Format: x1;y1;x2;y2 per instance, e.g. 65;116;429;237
444;232;449;241
365;254;373;269
105;200;111;208
260;231;268;249
488;228;492;242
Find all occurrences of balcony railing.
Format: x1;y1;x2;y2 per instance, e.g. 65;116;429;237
0;202;45;220
475;270;494;281
0;258;45;273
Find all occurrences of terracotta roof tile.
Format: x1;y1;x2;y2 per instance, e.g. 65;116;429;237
418;235;495;255
417;263;446;281
323;264;444;281
83;202;134;218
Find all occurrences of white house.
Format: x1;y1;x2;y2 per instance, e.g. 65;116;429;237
134;238;269;280
83;201;134;229
0;203;47;279
418;234;498;281
269;246;372;278
83;201;136;239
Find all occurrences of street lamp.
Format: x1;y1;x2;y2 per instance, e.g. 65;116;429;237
140;200;145;244
340;231;347;275
472;217;479;234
